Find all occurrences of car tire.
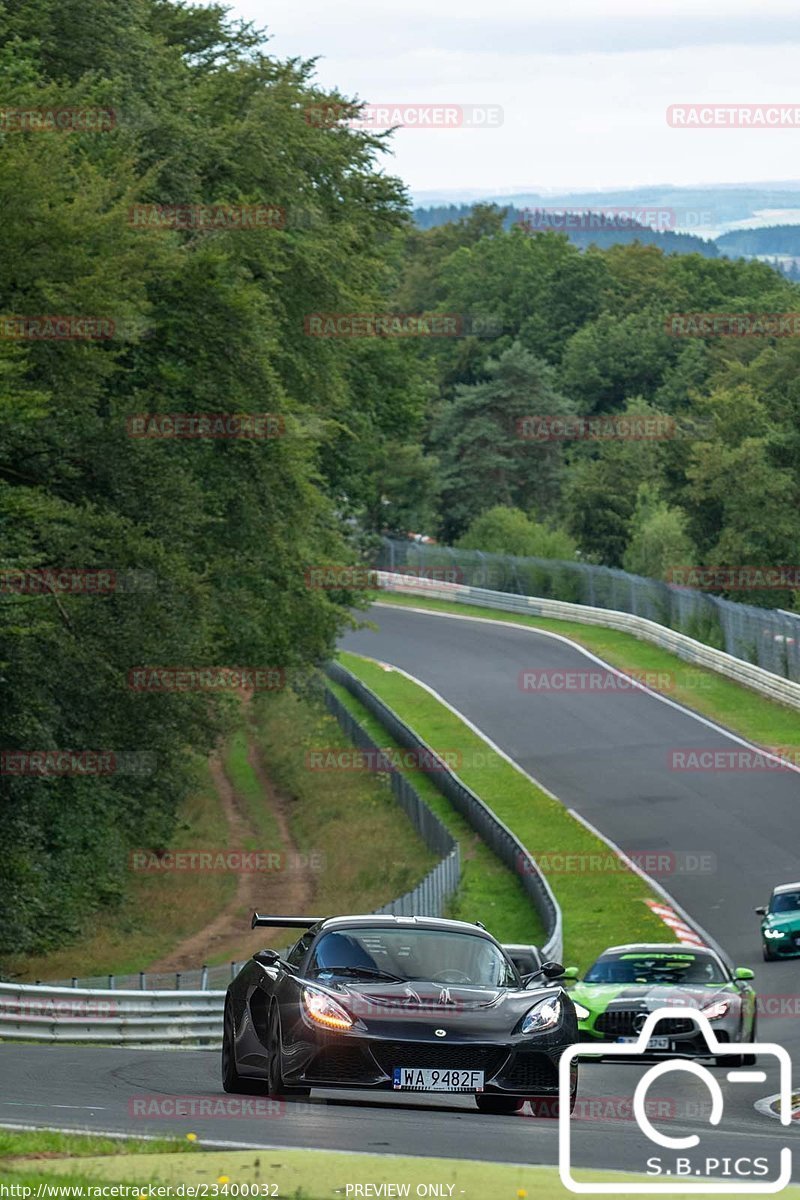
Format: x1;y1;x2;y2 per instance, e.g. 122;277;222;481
762;945;775;962
266;1006;310;1098
475;1094;524;1114
221;998;264;1094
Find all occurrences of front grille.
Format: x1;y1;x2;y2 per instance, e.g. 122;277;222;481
306;1044;378;1082
594;1011;695;1038
372;1041;509;1078
501;1052;558;1092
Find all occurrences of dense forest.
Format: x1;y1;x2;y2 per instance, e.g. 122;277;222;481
3;0;800;961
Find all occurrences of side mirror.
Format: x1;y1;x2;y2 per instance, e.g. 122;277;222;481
755;906;767;916
562;966;580;979
541;960;566;979
253;948;280;966
735;967;755;981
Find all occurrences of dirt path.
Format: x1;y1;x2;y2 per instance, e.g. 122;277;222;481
147;736;315;972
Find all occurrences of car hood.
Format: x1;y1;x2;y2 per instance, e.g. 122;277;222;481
762;912;800;932
572;982;738;1013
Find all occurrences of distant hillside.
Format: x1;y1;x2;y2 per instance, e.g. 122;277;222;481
414;203;718;257
716;224;800;257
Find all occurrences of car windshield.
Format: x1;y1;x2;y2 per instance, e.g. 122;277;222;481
583;951;728;985
306;927;518;988
770;891;800;913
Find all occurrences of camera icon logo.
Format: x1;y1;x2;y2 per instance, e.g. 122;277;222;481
558;1007;793;1194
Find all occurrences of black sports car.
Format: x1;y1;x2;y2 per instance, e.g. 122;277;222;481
222;912;579;1114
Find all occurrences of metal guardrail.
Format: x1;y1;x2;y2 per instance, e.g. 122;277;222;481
327;662;563;962
0;981;224;1046
378;537;800;687
375;570;800;713
38;963;245;993
322;683;461;919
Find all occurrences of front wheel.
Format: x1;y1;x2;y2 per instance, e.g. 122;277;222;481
221;999;264;1094
475;1094;524;1114
265;1007;310;1098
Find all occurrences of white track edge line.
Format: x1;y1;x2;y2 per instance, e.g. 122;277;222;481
372;601;800;776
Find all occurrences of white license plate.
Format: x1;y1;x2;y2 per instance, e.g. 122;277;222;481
393;1067;484;1092
616;1036;670;1050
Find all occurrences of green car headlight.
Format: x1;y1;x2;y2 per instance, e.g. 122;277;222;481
764;929;786;939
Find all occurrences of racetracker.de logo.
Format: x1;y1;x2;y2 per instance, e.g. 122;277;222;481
518;669;675;693
127;413;284;438
304;103;503;130
516;415;676;442
128;204;285;230
305;313;463;337
0;997;118;1018
518;207;677;232
128;1095;306;1119
0;107;116;132
305;747;462;772
668;104;800;128
127;667;285;692
0;750;156;777
667;565;800;590
0;569;117;594
129;849;324;873
518;850;716;876
0;315;114;340
669;748;800;771
666;313;800;337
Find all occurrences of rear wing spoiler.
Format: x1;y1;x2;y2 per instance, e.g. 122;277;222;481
251;912;325;929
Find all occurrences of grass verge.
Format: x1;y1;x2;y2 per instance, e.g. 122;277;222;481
248;688;437;916
326;680;546;945
2;756;236;983
337;651;668;969
6;1138;799;1200
372;593;800;749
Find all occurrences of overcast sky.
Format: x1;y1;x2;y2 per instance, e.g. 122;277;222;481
224;0;800;198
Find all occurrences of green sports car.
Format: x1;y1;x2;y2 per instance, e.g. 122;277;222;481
757;882;800;960
566;943;757;1065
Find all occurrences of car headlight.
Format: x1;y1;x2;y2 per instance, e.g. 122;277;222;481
764;929;786;939
701;999;731;1021
303;988;354;1031
573;1002;590;1020
520;996;562;1033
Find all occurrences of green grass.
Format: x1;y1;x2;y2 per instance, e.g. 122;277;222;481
373;593;800;748
336;652;668;969
326;679;546;944
249;689;438;915
223;727;282;845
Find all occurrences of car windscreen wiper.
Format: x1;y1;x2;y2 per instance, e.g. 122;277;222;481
310;965;406;981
